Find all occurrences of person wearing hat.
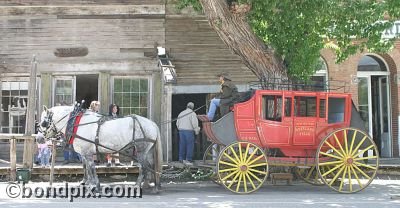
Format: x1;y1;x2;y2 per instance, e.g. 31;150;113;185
176;102;200;166
207;72;239;120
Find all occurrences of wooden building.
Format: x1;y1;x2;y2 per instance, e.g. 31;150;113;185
1;0;399;162
0;0;256;162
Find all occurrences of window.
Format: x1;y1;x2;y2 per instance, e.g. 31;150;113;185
262;95;282;122
294;96;316;117
285;97;292;117
1;81;28;133
319;99;326;118
328;97;345;123
311;57;328;91
113;78;149;117
54;79;74;106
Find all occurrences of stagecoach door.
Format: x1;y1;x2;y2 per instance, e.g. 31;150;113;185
257;92;292;146
292;94;317;146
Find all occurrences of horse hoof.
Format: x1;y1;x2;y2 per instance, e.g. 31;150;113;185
141;187;161;195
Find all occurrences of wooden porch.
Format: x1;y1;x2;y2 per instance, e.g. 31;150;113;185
0;162;138;177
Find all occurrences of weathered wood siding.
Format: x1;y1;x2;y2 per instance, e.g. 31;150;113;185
0;2;165;74
165;4;257;85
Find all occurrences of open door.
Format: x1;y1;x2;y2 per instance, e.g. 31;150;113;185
52;75;99;108
378;76;391;157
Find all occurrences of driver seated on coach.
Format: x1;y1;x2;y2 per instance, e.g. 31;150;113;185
207;72;239;121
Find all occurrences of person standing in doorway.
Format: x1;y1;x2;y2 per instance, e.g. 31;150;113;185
176;102;200;166
106;104;122;167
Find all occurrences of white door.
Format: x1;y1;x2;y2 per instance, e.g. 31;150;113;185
358;74;392;157
378;76;392;157
357;76;372;136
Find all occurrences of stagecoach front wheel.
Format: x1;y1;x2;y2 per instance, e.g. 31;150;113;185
316;128;379;193
217;142;268;194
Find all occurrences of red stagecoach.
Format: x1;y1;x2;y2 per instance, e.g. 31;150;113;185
198;87;379;194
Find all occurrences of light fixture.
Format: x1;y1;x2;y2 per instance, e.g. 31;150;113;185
157;46;177;84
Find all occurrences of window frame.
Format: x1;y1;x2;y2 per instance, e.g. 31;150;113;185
262;95;283;122
327;96;346;124
294;96;317;117
1;78;30;134
52;76;76;107
110;76;152;118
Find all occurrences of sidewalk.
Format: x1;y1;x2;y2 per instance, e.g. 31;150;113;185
378;158;400;167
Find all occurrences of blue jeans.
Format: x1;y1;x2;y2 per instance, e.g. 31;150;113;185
179;130;195;161
40;150;51;166
64;144;81;161
207;98;221;120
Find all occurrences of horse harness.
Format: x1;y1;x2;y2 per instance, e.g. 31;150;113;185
64;112;155;163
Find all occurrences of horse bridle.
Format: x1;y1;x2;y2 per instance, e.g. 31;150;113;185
41;110;69;139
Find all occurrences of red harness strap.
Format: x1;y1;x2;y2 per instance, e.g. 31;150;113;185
69;112;83;144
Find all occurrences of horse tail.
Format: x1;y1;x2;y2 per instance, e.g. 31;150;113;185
154;124;163;188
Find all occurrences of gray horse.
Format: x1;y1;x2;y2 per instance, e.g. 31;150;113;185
39;106;162;192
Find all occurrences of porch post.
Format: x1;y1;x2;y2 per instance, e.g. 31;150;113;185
99;72;110;114
161;84;172;162
23;57;37;169
40;73;52;109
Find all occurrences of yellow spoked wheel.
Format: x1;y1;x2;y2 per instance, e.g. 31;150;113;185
217;142;268;194
316;128;379;193
295;166;325;186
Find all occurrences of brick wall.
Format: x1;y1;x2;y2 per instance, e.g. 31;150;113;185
321;48;400;157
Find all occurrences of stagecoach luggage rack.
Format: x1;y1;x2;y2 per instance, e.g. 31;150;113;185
248;77;349;92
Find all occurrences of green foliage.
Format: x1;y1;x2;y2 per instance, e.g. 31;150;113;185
178;0;400;80
176;0;203;11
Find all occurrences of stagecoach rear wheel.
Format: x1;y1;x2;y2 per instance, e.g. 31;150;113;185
203;143;223;166
217;142;268;194
202;143;222;184
316;127;379;193
203;143;224;185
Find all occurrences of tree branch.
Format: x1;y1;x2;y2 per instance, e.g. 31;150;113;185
199;0;286;80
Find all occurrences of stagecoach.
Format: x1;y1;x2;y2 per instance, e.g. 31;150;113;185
198;83;379;194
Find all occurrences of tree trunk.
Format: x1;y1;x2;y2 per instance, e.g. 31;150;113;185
199;0;287;81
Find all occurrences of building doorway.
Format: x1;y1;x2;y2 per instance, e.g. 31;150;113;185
171;94;207;161
357;55;392;157
52;74;98;108
76;74;98;108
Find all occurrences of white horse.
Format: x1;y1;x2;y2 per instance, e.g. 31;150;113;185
39;105;163;192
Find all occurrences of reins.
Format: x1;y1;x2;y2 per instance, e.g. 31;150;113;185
160;104;206;125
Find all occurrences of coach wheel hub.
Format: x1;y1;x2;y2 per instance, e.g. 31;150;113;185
346;157;354;165
240;165;248;172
